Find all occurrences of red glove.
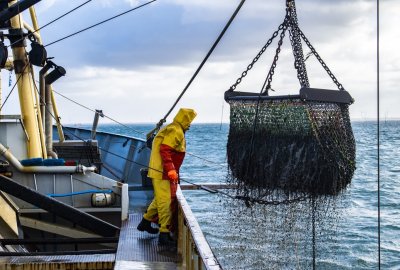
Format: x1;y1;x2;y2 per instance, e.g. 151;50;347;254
167;170;179;183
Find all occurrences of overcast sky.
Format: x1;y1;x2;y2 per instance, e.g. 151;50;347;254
0;0;398;124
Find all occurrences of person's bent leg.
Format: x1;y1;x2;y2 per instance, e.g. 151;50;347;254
143;198;158;221
137;181;159;234
153;178;175;246
153;179;172;233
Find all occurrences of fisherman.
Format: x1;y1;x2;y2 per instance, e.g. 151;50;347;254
137;108;197;246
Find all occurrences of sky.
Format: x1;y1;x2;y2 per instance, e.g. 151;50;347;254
0;0;398;124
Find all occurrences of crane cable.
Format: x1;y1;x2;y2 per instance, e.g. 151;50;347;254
45;0;157;47
51;89;226;168
61;123;306;207
146;0;247;142
34;85;234;199
42;83;302;206
56;124;236;199
376;0;381;268
7;0;93;48
52;89;146;137
0;64;28;111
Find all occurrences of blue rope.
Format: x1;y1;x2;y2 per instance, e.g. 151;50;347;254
47;189;112;198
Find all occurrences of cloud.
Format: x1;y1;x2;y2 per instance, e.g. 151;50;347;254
38;0;376;71
124;0;141;7
2;0;399;122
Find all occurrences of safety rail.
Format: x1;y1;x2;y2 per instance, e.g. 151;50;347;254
177;186;222;270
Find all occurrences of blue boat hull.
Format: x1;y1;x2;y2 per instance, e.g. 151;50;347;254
53;126;151;187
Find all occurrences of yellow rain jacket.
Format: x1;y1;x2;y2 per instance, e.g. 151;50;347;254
144;108;197;233
148;108;197;180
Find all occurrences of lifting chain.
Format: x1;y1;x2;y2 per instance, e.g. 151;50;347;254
298;27;345;91
228;0;345;93
228;22;286;92
264;20;289;94
287;0;310;88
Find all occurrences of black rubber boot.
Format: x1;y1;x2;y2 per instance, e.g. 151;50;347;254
158;232;176;247
137;218;159;234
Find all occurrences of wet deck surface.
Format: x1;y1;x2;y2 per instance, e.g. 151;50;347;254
0;191;180;269
115;261;178;270
0;254;115;269
114;213;179;270
115;190;179;269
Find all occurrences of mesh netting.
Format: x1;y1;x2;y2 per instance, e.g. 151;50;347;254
213;193;348;269
227;98;356;199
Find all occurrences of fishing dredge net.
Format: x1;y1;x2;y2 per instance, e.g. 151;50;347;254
215;193;349;269
227;98;356;198
217;0;356;268
224;0;356;202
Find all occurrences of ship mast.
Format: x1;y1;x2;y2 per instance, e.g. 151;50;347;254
8;0;43;158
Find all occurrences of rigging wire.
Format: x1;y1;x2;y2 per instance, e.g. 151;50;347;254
37;88;230;196
0;2;26;111
376;0;381;268
39;85;294;206
52;89;145;137
148;0;247;137
63;131;236;199
59;125;231;196
2;2;76;108
0;64;28;111
48;122;310;207
219;99;224;131
25;0;224;168
52;89;225;168
44;0;157;47
10;0;227;194
7;0;93;48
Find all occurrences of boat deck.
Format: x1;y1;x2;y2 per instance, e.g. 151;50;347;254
0;254;115;269
114;190;180;270
114;213;179;270
0;187;223;270
0;190;180;270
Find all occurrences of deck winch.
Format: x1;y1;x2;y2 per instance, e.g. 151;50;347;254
225;0;356;198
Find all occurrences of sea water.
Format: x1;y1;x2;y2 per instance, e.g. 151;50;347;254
97;121;399;269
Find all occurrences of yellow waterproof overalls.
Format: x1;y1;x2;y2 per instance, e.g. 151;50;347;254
143;108;197;233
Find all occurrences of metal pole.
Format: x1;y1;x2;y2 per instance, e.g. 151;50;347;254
45;83;57;158
9;0;42;158
28;6;42;44
29;6;65;143
91;110;104;140
31;67;47;158
39;64;51;129
51;89;65;142
376;0;381;267
0;69;2;115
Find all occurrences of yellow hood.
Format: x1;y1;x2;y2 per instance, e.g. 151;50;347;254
173;108;197;130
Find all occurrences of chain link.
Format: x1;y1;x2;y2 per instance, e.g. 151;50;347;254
264;20;288;95
287;0;310;88
228;0;344;93
228;22;286;91
298;27;345;91
264;21;288;94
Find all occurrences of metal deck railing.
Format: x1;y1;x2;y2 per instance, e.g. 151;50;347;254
177;187;222;270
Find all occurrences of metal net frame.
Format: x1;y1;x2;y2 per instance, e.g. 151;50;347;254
224;0;356;202
226;97;356;201
220;1;357;267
